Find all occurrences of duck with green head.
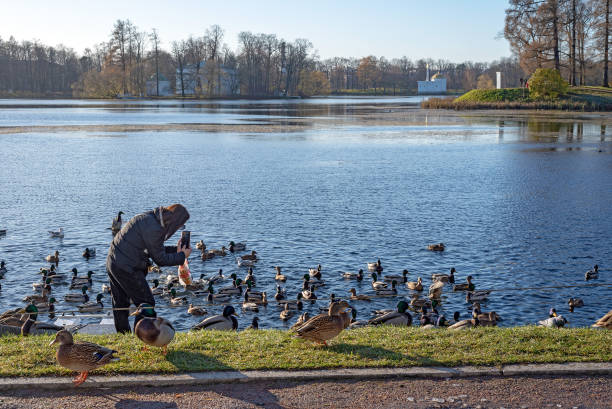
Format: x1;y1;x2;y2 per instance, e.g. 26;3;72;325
368;301;413;326
65;286;89;303
131;303;175;355
192;305;239;330
78;294;104;312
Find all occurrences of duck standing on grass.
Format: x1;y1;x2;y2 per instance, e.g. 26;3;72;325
131;303;175;355
294;300;352;346
49;330;119;386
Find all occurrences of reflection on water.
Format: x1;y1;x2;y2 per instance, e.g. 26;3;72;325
0;98;611;331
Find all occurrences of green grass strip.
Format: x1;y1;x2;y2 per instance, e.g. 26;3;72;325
1;327;610;377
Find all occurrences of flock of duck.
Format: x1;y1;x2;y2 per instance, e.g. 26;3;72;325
0;218;610;386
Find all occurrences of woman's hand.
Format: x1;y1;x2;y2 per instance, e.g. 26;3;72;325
177;239;192;258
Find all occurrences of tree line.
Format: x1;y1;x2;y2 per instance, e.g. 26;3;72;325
504;0;610;87
0;8;609;98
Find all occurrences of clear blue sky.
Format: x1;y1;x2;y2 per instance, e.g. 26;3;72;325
0;0;511;62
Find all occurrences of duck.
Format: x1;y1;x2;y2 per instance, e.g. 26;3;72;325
280;303;293;320
243;268;256;285
406;277;423;291
303;273;325;288
169;288;188;305
210;246;227;256
247;316;259;330
585;264;599;280
448;313;479;330
538;315;568;328
236;257;255;267
410;295;432;309
278;293;303;310
274;266;286;282
111;211;124;235
82;248;96;259
368;301;413;327
242;293;260;312
240;250;258;261
101;283;111;294
318;294;337;312
228;241;246;252
206;269;226;285
466;290;490;303
166;274;180;286
302;284;317;300
148;265;162;274
23;284;52;303
64;286;89;303
49;228;64;238
567;297;584;313
218;278;243;295
192;305;239;330
432;267;456;283
0;260;6;277
370;273;387;290
295;300;351;346
342;269;364;281
274;285;286;301
35;297;56;313
384;269;408;283
206;286;232;303
44;266;67;282
33;276;52;291
475;311;502;327
150;279;163;295
130;304;175;354
195;240;206;251
188;303;208;316
201;251;216;261
428;243;445;251
453;275;475;291
290;312;310;331
49;329;119;386
592;310;612;329
367;259;383;273
78;294;105;312
376;280;398;295
45;250;60;264
71;268;94;284
428;280;444;299
309;264;322;279
349;288;371;301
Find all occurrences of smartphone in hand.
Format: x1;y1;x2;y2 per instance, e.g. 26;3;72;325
181;230;191;249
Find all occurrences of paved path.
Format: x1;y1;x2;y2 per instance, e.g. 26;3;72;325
0;374;610;408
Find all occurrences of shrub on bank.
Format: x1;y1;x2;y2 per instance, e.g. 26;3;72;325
528;68;569;101
455;88;527;103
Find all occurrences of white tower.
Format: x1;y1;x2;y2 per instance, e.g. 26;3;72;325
426;63;430;81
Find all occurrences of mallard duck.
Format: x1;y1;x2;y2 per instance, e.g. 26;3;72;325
64;286;89;303
210;246;227;256
236;257;254;267
406;277;423;291
318;294;337;312
369;301;413;326
585;264;599;280
448;313;480;330
280;303;293;320
111;211;124;235
35;297;56;313
367;259;383;273
309;264;322;279
240;250;258;261
49;228;64;238
242;293;259;312
342;269;363;280
376;280;398;295
428;281;444;299
370;273;387;290
169;288;187;305
71;268;94;284
274;266;286;282
428;243;445;251
302;284;317;300
432;267;455;283
339;308;357;329
195;240;206;251
0;260;7;276
466;290;490;303
475;311;502;326
290;312;310;330
278;294;303;310
206;286;232;303
45;250;60;264
409;295;431;309
50;329;119;386
207;269;227;284
274;285;286;301
538;315;568;328
192;305;239;330
33;276;52;291
0;304;40;337
148;265;162;274
384;269;408;283
349;288;371;301
166;274;180;286
243;268;256;285
131;303;175;354
218;278;243;295
247;316;259;330
44;266;67;282
592;310;612;329
453;275;475;291
78;294;104;312
23;284;52;303
302;273;325;288
82;248;96;259
101;283;111;294
295;300;351;346
201;251;216;261
229;241;246;252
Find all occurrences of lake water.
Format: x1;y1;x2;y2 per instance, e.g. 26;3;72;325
0;97;611;331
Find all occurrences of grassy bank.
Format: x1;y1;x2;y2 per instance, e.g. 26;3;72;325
0;327;610;377
422;87;612;111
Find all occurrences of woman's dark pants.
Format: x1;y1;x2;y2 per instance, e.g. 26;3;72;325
107;266;155;333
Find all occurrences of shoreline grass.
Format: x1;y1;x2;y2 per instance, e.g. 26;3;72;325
1;327;610;377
